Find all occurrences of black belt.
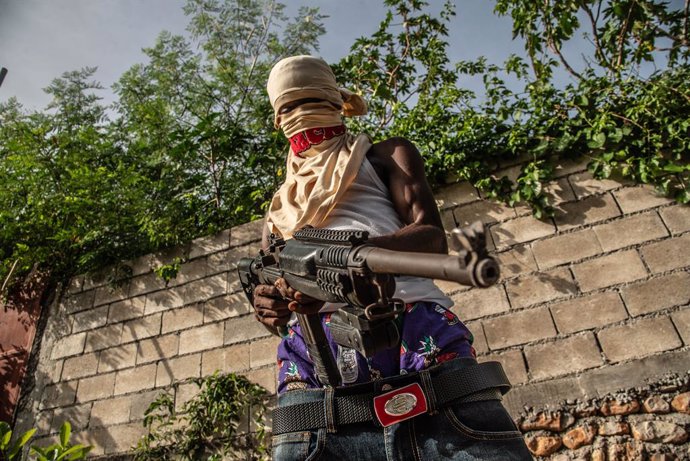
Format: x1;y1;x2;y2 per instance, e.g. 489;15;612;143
272;361;510;435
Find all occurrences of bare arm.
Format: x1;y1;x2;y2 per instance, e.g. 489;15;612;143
366;137;447;254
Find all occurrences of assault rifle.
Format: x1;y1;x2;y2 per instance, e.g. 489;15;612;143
237;221;498;387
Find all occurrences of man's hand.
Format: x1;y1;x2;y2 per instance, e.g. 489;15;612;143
253;278;325;329
253;284;292;327
274;278;325;315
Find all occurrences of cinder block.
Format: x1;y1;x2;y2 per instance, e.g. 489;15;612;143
182;274;227;305
51;333;86;360
453;200;516;227
572;250;647;292
155;353;201;387
544;177;576;205
202;343;251;375
224;314;272;345
552;157;588;178
506;268;578;309
228;269;242;293
597;317;682;363
554;193;621;231
82;270;108;291
108;296;146;324
250;336;282;368
621;272;690;316
672;307;690;345
450;285;510;321
495;245;538;279
204;293;252;322
114;364;157;395
660;205;690;234
434;182;480;210
137;334;179;365
71;305;108;334
150;245;189;272
207;249;233;274
532;229;602;269
434;279;469;296
491;215;556;249
189;229;230;259
40;382;77;410
128;390;160;421
100;423;145;455
93;282;129;307
61;352;99;381
90;396;132;427
221;243;262;271
121;313;162;343
179;322;225;355
98;343;137;373
613;185;673;214
551;291;628;334
524;333;603;381
229;219;264;248
466;321;488;355
245;366;276;395
60;290;96;315
84;324;122;352
568;171;629;199
52;404;91;432
66;275;83;295
593;212;668;252
162;303;204;334
167;257;211;286
175;382;200;412
76;373;115;403
145;287;184;314
483;307;556;350
124;253;153;276
129;272;167;298
479;350;527;384
640;233;690;274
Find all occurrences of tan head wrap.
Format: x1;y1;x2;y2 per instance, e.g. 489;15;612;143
266;56;371;238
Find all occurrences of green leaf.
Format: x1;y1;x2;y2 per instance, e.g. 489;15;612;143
587;132;606;149
59;422;71;448
0;422;11;449
9;428;36;458
663;163;687;173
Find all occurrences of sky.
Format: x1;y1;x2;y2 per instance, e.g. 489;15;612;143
0;0;531;111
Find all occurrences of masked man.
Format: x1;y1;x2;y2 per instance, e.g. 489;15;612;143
252;55;531;460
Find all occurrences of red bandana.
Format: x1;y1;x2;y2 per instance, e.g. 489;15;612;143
288;125;347;157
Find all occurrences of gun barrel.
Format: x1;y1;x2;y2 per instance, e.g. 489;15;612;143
359;247;499;288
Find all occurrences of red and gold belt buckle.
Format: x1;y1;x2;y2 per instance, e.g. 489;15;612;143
373;382;428;427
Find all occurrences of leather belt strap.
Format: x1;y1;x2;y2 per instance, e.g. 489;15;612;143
272;361;510;435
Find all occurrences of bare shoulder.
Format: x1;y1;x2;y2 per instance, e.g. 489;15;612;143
369;136;420;161
367;137;423;185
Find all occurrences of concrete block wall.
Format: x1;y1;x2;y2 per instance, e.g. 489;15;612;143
16;158;690;457
436;158;690;416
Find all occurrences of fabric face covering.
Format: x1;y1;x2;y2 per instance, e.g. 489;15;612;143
265;56;370;238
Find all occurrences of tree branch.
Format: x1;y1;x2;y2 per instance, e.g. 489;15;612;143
616;0;637;69
580;0;612;69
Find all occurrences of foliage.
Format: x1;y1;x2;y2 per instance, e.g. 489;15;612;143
0;0;324;291
154;257;183;285
0;421;91;461
133;372;269;461
335;0;689;218
2;0;688;295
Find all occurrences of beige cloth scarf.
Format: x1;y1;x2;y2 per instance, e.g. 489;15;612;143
266;56;370;238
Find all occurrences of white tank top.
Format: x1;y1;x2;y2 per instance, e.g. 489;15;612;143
320;156;453;310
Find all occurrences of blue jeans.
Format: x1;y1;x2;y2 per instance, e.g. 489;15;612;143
272;358;532;460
